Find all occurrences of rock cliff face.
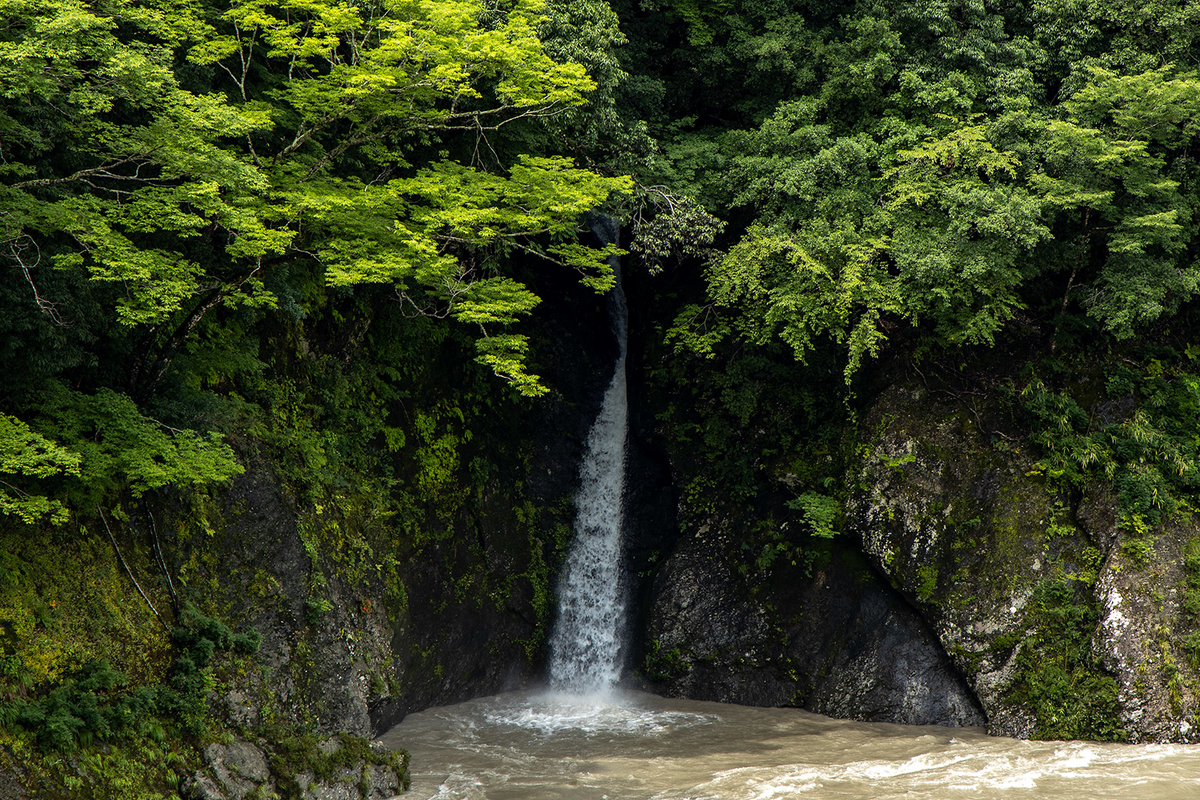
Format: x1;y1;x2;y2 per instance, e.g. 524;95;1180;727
637;369;1200;743
168;458;550;797
170;350;1200;776
184;736;405;800
1090;514;1200;742
844;381;1200;741
173;460;546;798
641;521;984;726
128;263;625;799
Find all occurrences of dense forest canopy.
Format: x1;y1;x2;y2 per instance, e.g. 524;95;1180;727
625;0;1200;377
5;0;1200;525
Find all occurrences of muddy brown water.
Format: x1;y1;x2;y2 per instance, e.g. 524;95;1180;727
376;690;1200;799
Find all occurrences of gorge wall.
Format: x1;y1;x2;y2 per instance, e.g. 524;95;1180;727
633;340;1200;744
0;258;625;798
8;251;1200;800
7;0;1200;796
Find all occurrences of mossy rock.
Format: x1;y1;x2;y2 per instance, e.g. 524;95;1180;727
848;382;1123;739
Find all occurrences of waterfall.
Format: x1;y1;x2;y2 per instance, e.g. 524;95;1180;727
547;215;629;695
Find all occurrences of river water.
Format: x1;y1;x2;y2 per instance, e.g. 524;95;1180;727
377;689;1200;799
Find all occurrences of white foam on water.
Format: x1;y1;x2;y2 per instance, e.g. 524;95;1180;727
383;692;1200;800
427;773;487;799
667;737;1200;800
481;690;718;738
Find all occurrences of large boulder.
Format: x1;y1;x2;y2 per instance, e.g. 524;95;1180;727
642;522;984;726
847;381;1200;741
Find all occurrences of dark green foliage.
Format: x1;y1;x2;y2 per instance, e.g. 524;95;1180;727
1007;581;1124;741
1019;350;1200;535
622;0;1200;380
304;598;335;626
170;605;262;662
647;305;847;593
1184;540;1200;615
1;606;259;753
161;607;262;737
4;661;152;752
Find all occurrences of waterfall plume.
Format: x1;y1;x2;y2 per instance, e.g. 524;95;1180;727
547;215;629;694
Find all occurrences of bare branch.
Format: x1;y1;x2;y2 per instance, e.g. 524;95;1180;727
5;231;65;325
142;504;179;615
12;154;160;190
99;506;170;632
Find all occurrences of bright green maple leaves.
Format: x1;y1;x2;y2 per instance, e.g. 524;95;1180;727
2;0;631;394
0;389;242;526
0;415;81;525
318;156;628;294
0;0;632;524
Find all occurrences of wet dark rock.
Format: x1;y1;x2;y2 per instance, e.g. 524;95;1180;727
622;391;680;673
790;553;985;726
182;464;383;738
1093;393;1136;428
643;530;795;706
362;763;403;799
642;528;984;726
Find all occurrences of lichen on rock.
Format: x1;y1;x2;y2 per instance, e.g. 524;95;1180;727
842;376;1200;742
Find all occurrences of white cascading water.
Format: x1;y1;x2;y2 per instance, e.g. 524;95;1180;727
547;215;629;695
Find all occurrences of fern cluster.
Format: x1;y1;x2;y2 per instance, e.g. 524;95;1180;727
0;606;259;754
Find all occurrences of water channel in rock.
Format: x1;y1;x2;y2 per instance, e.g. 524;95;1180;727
546;213;630;695
377;690;1200;799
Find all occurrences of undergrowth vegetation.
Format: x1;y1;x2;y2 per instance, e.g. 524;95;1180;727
1007;581;1124;741
1019;344;1200;541
0;601;260;799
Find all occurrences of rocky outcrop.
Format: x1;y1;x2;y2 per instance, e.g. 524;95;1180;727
1091;515;1200;742
641;524;985;726
788;547;985;727
0;768;26;800
846;381;1200;741
189;741;274;800
641;529;797;707
847;383;1055;737
184;735;405;800
640;368;1200;742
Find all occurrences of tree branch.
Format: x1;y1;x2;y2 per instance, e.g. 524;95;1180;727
99;507;170;632
5;231;65;325
142;504;179;616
